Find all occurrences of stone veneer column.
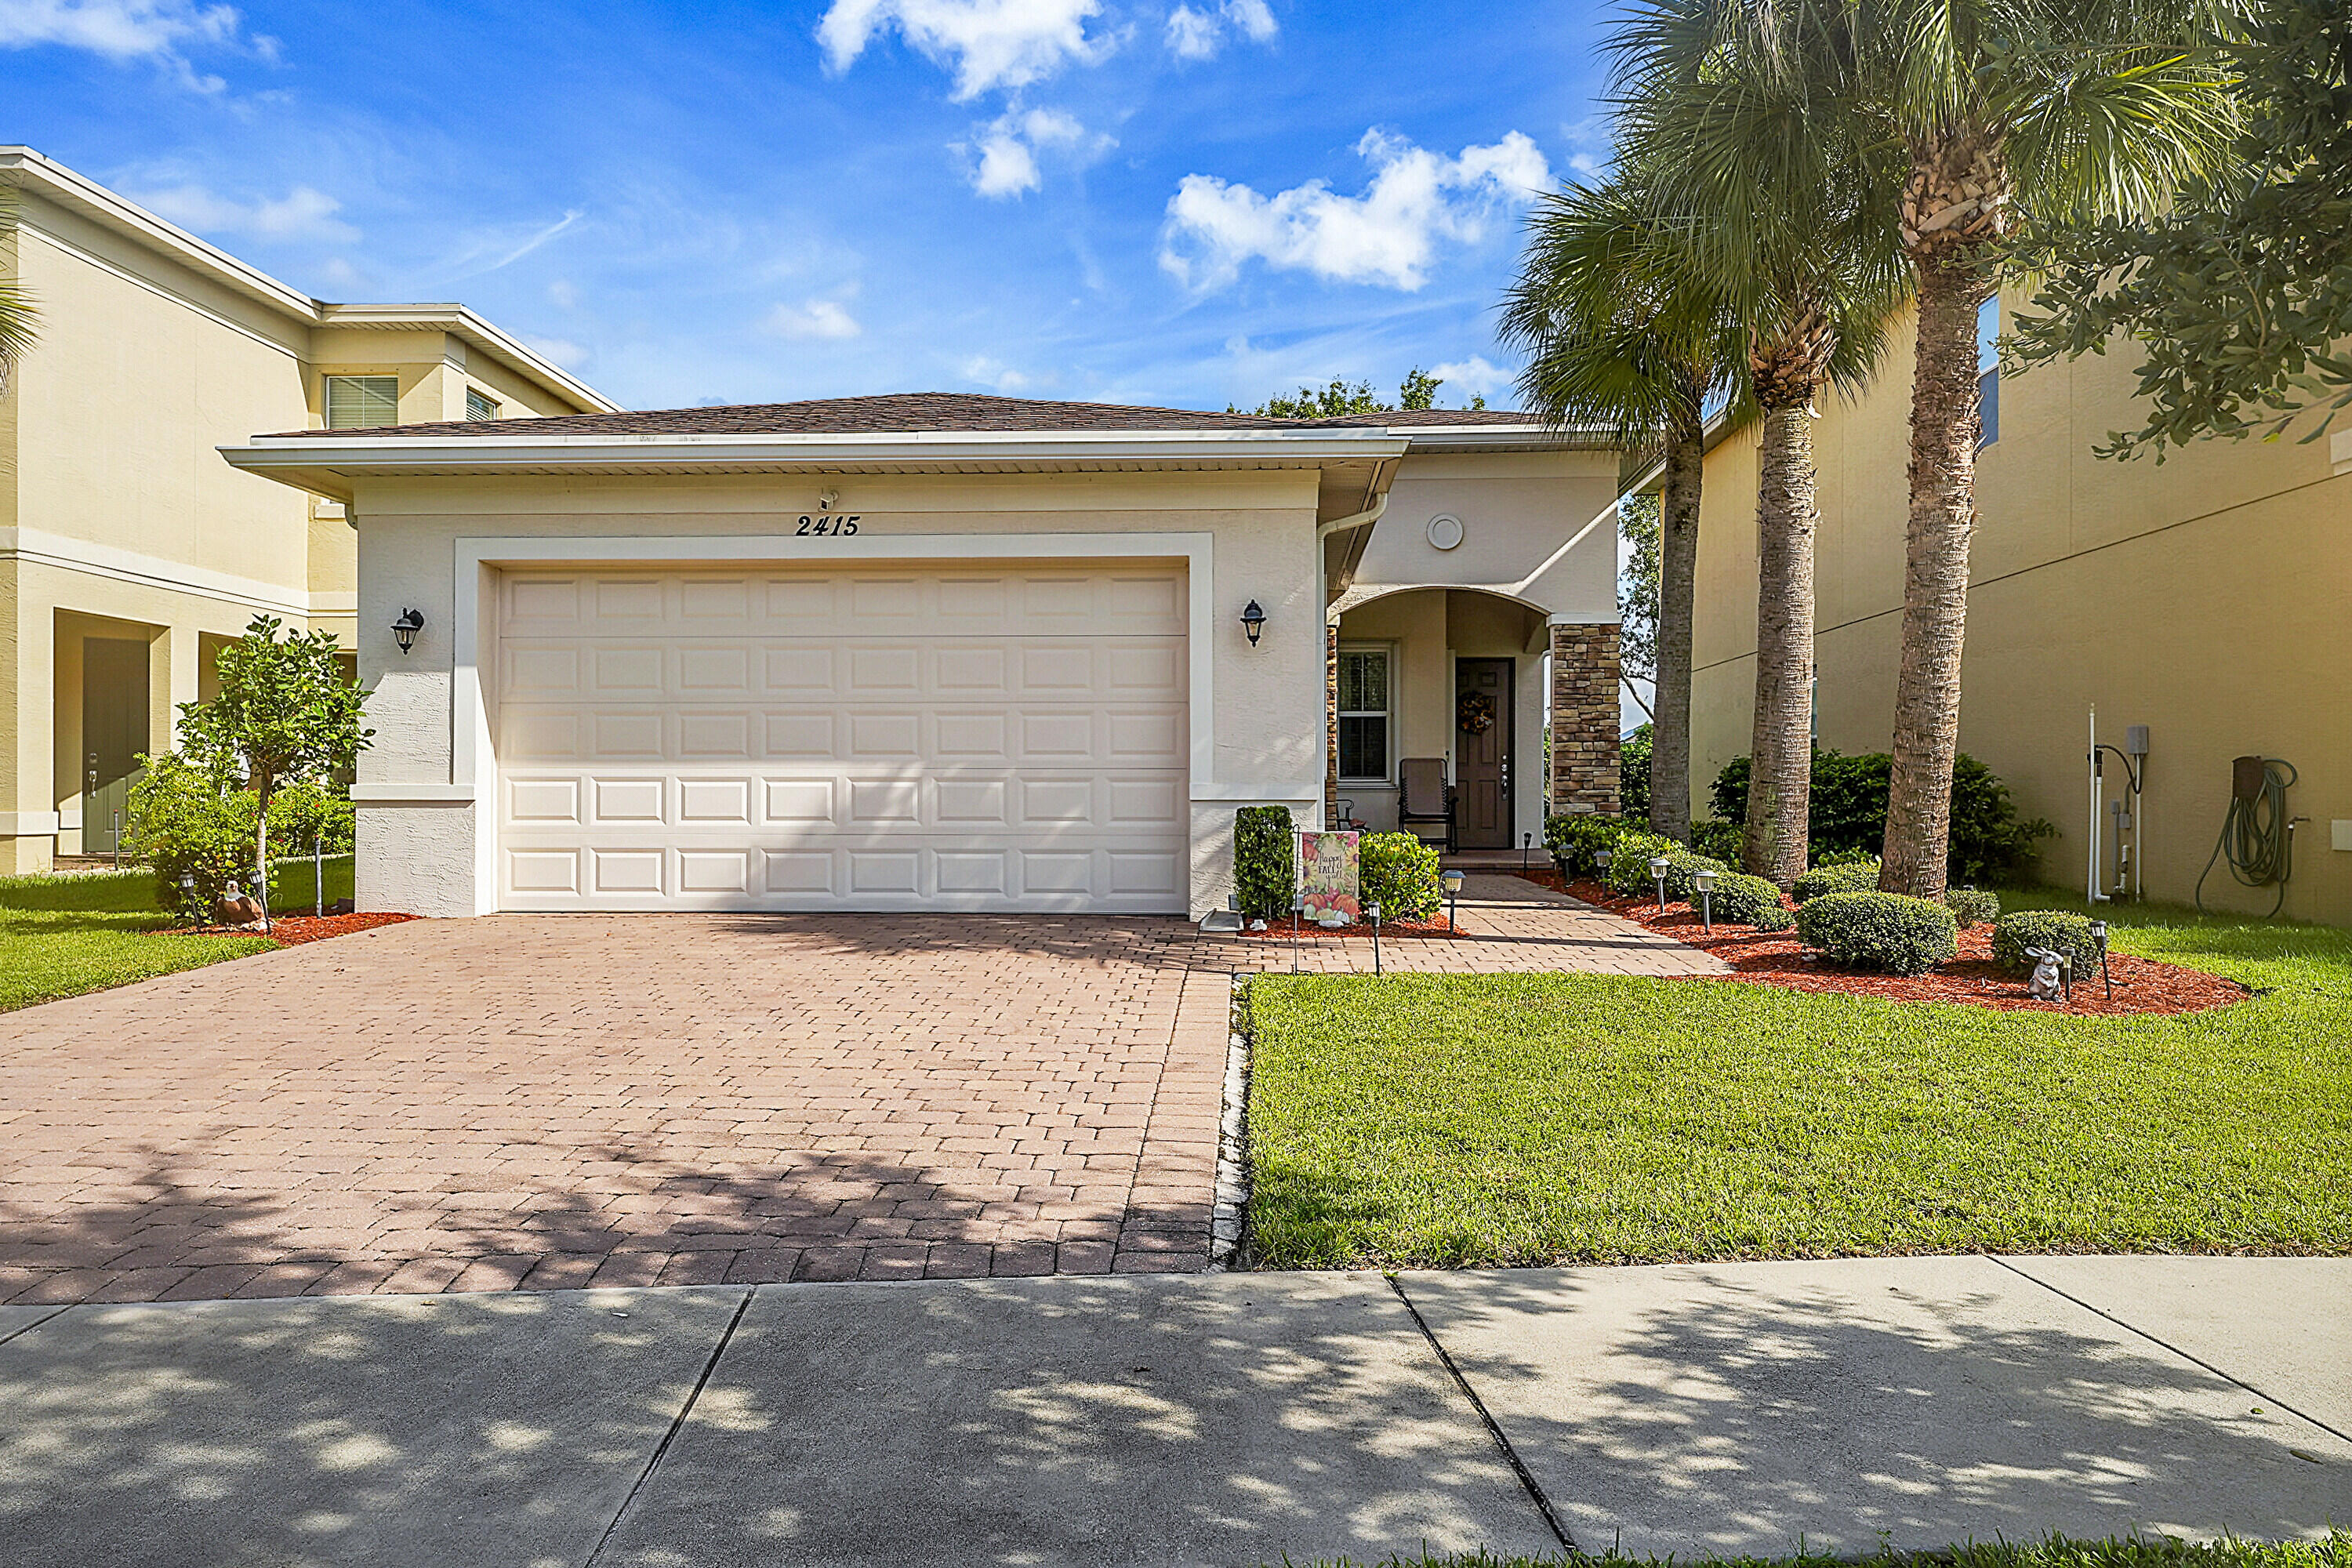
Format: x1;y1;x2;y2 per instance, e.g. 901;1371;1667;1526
1323;621;1340;829
1548;622;1622;815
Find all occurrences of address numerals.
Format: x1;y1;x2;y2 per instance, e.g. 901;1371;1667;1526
794;514;861;536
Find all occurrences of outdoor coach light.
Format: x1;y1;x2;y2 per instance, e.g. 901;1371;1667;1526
390;608;425;655
1239;600;1267;646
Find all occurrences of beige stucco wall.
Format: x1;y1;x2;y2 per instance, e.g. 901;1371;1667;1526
347;469;1331;918
1690;297;2352;923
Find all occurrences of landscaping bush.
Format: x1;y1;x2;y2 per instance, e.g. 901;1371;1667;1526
1813;845;1878;868
1690;818;1743;862
125;753;258;924
1619;722;1652;817
1707;870;1795;931
1944;886;2002;927
1992;909;2101;975
1792;857;1882;904
265;780;355;855
1233;806;1296;919
1660;848;1730;902
1796;891;1959;975
1359;831;1441;921
1711;748;2056;882
1601;832;1678;898
1544;811;1629;877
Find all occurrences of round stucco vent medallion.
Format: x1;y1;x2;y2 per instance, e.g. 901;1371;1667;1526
1426;514;1465;550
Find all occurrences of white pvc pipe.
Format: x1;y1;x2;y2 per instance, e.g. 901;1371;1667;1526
2088;708;2103;905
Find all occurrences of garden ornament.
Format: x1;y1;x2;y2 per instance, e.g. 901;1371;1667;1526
2024;946;2065;1002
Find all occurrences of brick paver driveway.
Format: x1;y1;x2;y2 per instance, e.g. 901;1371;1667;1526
0;916;1229;1304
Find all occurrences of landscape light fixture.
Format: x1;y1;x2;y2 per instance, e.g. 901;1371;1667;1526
390;608;425;655
1649;854;1671;911
1593;848;1613;879
1239;600;1267;647
1521;831;1533;877
2091;919;2113;1000
1693;867;1719;934
1440;868;1465;936
1367;901;1381;977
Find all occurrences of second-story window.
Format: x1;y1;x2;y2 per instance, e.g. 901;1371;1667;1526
325;376;400;430
466;388;500;422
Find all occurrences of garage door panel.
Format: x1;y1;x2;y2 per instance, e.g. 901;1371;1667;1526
495;564;1186;913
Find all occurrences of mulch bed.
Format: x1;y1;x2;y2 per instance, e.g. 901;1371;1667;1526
1228;913;1459;940
167;912;418;946
1534;873;2248;1016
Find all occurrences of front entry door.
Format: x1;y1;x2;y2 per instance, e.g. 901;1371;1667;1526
82;637;149;855
1454;657;1513;849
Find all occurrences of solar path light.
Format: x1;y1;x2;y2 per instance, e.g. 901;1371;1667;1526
1440;868;1465;937
1693;866;1718;933
1650;854;1671;911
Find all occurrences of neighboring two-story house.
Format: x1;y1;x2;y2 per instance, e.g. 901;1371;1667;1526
0;147;615;873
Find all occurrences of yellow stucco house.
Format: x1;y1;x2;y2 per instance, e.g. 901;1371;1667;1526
0;148;615;873
1686;294;2352;924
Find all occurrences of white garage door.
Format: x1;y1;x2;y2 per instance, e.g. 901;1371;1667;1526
492;563;1189;913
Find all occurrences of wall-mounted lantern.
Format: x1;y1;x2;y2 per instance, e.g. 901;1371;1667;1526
390;608;424;655
1239;600;1267;647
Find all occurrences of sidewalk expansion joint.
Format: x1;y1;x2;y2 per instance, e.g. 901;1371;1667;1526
583;1286;757;1566
1385;1272;1574;1552
0;1304;71;1349
1208;972;1252;1269
1984;1254;2350;1446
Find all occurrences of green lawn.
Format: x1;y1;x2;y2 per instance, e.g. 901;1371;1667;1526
1247;893;2352;1268
1288;1537;2349;1568
0;856;354;1014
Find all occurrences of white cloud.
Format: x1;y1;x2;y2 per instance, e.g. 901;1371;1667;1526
1165;0;1273;60
0;0;247;89
546;278;579;310
764;298;862;340
1160;129;1551;292
132;181;359;244
817;0;1104;100
960;355;1031;393
1429;355;1515;401
963;107;1101;198
520;334;588;368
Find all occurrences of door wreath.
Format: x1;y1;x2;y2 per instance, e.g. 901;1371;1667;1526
1457;691;1496;735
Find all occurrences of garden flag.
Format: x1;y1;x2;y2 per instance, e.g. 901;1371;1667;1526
1298;830;1361;923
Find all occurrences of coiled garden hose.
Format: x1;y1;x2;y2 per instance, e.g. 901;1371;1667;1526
2196;757;2299;916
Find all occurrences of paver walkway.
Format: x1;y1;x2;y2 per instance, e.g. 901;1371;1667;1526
0;878;1714;1305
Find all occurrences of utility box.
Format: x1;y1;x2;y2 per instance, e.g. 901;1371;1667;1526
2332;820;2352;853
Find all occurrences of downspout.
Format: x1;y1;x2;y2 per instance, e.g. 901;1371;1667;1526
1316;493;1390;542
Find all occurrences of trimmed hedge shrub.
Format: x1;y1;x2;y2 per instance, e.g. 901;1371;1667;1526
1792;858;1882;904
1992;909;2100;975
1944;887;2002;927
1234;806;1295;919
1602;832;1677;898
1795;891;1959;975
1707;870;1795;931
1711;748;2055;882
1360;831;1442;921
1546;811;1630;877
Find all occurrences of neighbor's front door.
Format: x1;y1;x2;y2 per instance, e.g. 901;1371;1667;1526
1454;657;1512;849
82;637;149;856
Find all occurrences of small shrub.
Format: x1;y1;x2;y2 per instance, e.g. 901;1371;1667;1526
1944;887;2002;927
1992;909;2100;975
125;753;258;924
1690;818;1743;862
1660;848;1730;902
1359;831;1441;921
1813;845;1878;868
1792;858;1882;904
1619;723;1652;817
1796;891;1959;975
1233;806;1296;919
1545;812;1629;877
1706;870;1794;931
1602;832;1679;898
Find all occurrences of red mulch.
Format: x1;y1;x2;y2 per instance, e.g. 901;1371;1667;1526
1229;914;1460;940
1535;873;2248;1016
167;912;418;946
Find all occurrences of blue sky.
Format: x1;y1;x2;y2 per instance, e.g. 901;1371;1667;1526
4;2;1616;414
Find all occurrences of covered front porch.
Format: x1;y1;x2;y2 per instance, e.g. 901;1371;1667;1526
1322;584;1621;850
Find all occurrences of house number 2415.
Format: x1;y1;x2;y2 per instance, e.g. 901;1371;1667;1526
794;514;861;535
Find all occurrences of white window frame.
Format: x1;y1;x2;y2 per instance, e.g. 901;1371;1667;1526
325;375;401;430
1337;641;1397;786
466;387;501;422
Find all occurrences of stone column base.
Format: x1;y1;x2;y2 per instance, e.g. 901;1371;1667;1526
1548;622;1622;815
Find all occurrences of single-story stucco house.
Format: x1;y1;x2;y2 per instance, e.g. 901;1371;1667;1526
221;394;1624;919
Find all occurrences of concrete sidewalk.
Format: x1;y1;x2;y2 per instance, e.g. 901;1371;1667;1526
1;1257;2344;1567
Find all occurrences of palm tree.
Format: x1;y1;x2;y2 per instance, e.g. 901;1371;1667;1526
1501;172;1742;844
1838;0;2239;897
0;198;38;394
1617;0;1910;886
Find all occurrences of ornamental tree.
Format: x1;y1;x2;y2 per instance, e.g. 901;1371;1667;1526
175;616;372;928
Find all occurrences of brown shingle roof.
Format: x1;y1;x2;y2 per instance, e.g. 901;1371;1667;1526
271;390;1538;441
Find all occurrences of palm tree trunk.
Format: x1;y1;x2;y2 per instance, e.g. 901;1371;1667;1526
1647;419;1703;843
1744;404;1817;887
1880;256;1989;899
